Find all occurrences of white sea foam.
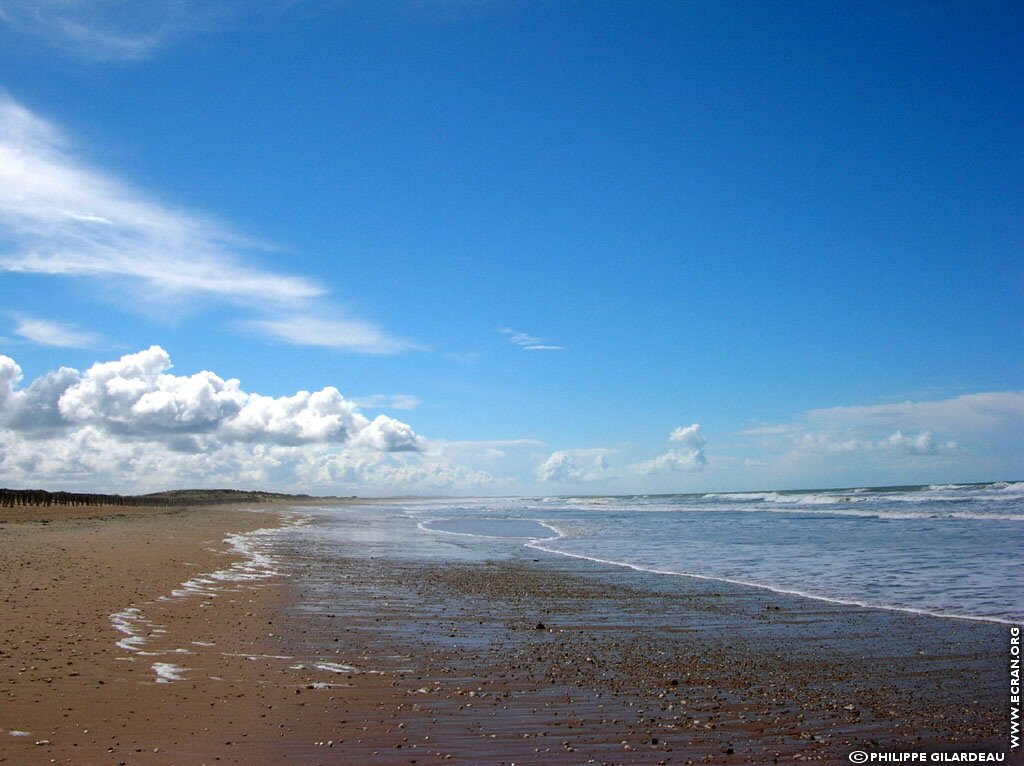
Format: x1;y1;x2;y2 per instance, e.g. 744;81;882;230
703;484;1024;508
171;522;299;597
758;492;841;505
314;662;358;673
928;481;1024;494
110;607;160;652
698;487;1022;520
419;517;561;540
705;504;1022;522
109;508;309;684
989;480;1024;494
563;497;617;506
152;663;187;683
702;492;768;501
222;652;293;660
310;661;388;675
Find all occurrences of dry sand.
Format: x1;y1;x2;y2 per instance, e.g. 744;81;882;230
0;504;1014;765
0;505;311;765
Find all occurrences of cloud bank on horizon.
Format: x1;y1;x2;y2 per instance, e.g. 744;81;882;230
0;346;487;493
0;347;1018;494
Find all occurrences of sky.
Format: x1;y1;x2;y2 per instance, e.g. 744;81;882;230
0;0;1021;495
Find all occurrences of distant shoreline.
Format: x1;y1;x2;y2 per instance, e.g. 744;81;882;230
0;486;355;509
0;487;363;524
2;480;1020;510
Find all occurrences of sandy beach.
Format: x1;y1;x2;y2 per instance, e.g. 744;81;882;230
0;503;1013;765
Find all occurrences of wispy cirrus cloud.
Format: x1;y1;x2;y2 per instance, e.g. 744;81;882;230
0;93;319;304
0;93;414;354
0;2;504;62
429;438;545;466
242;315;422;354
12;316;103;349
350;393;423;411
0;0;232;61
500;328;563;351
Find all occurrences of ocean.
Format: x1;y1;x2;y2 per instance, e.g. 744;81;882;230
275;481;1023;625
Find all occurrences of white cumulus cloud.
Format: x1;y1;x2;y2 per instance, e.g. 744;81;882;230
218;388;360;445
0;346;423;450
633;423;707;475
537;450;581;482
57;346;246;436
350;415;425;452
537;448;613;483
0;346;460;493
885;430;956;455
669;423;706;449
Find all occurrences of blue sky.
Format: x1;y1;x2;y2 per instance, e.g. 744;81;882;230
0;0;1020;495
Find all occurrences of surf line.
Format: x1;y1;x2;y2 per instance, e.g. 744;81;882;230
525;541;1017;626
417;518;563;541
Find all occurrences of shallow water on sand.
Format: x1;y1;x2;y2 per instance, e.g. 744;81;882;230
276;482;1022;624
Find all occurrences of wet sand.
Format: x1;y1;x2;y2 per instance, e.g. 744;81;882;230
0;504;1014;765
